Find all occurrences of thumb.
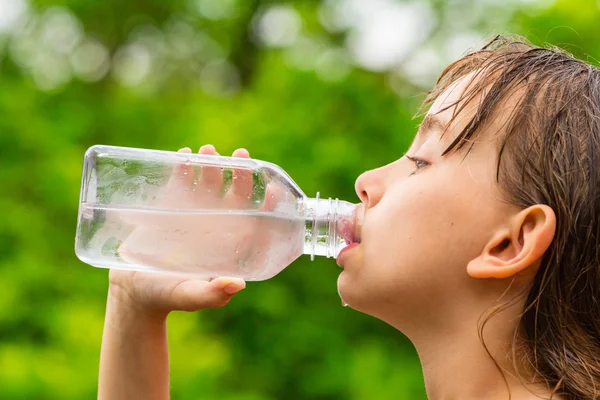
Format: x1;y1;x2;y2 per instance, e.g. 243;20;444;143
171;277;246;311
209;276;247;294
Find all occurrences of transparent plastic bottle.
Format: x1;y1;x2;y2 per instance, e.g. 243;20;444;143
75;145;359;281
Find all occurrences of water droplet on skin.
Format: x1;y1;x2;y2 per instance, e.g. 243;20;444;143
337;281;348;307
183;170;188;175
193;180;198;185
232;175;238;180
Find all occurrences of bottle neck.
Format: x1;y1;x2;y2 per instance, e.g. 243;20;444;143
302;193;357;260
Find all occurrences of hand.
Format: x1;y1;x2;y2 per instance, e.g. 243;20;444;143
117;145;291;276
108;145;290;315
108;268;246;316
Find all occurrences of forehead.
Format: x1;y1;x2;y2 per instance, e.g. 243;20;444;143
424;70;519;148
431;73;477;114
428;71;481;130
415;75;479;149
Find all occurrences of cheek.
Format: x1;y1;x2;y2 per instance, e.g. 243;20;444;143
360;175;492;283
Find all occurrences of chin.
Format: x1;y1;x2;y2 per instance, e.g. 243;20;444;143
336;269;377;313
337;268;411;324
336;270;358;307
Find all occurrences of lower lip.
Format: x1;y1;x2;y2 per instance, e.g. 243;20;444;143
336;242;360;266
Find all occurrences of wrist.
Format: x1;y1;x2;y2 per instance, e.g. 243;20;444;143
106;285;169;327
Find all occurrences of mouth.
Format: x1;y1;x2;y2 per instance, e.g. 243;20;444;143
338;204;363;245
338;206;361;245
335;204;364;266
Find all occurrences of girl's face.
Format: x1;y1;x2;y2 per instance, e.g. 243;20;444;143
337;75;519;330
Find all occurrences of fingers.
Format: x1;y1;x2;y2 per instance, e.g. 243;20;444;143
261;183;283;211
167;147;194;192
230;148;253;199
171;144;256;207
197;144;223;195
170;277;246;311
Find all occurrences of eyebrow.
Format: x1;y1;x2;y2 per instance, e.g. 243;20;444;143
418;114;447;135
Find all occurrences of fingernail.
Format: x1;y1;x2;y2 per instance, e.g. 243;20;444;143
223;284;245;295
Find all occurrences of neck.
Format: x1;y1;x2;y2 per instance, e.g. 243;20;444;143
388;297;557;400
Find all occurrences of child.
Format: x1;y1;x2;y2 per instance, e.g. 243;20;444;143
98;36;600;399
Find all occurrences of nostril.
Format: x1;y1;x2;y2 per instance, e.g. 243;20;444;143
355;171;374;205
360;190;368;204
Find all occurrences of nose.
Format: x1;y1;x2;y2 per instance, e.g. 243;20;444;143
355;167;384;208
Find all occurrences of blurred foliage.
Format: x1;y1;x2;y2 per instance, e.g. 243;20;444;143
1;0;600;398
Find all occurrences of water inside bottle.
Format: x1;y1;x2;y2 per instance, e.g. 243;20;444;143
76;204;305;281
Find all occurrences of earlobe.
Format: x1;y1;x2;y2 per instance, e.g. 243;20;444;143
467;205;556;279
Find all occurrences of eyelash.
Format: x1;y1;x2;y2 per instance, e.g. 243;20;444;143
405;155;429;175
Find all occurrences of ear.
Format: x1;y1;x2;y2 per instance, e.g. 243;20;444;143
467;205;556;279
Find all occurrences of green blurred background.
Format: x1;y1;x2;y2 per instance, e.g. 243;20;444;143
1;0;599;398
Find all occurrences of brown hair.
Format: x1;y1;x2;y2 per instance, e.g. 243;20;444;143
422;35;600;399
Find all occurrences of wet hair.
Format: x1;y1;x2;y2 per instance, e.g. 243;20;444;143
422;35;600;399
